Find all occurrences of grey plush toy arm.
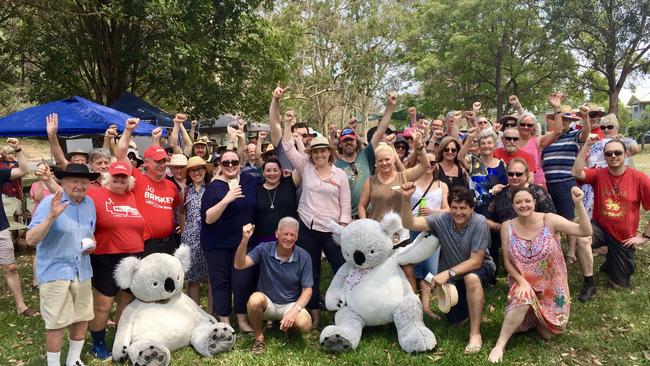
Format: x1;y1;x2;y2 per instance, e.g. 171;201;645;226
112;302;138;361
393;232;440;266
325;262;352;311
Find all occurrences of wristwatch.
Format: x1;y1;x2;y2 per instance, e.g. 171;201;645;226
448;269;457;278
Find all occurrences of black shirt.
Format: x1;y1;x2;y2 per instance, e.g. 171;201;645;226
0;169;12;231
254;177;298;238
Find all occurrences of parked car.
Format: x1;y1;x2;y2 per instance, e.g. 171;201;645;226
644;131;650;144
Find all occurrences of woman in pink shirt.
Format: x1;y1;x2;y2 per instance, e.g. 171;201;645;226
516;113;558;188
282;125;351;328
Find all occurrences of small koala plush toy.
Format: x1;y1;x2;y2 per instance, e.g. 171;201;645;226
112;245;235;365
320;212;439;353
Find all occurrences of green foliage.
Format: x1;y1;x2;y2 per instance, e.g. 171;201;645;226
3;0;293;119
401;0;578;118
546;0;650;114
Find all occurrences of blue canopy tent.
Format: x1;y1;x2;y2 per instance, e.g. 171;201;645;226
109;91;184;128
0;96;162;137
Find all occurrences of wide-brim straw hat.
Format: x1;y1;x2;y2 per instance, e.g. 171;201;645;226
436;282;459;314
304;135;334;154
582;102;606;118
182;156;213;178
167;154;188;167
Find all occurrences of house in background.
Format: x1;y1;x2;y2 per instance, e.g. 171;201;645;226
627;92;650;120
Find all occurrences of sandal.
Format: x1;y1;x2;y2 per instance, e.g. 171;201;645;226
20;307;40;317
251;339;265;354
464;341;483;354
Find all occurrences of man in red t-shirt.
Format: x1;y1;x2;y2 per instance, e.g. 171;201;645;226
493;128;536;182
116;118;179;256
573;138;650;300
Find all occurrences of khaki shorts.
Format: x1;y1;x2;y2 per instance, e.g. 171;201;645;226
39;278;94;329
262;295;311;322
0;229;15;265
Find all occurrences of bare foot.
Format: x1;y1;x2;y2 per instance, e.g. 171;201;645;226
464;334;483;354
423;309;440;320
488;346;504;363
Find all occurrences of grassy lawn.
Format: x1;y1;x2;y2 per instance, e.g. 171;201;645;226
3;152;650;365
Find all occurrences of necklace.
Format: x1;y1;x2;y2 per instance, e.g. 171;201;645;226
267;186;278;209
608;169;626;196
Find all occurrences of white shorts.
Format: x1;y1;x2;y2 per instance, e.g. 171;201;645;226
262;295;311;322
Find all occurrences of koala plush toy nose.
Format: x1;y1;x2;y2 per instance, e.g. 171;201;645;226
353;250;366;266
164;277;175;292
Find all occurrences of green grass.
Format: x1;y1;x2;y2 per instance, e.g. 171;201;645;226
3;152;650;365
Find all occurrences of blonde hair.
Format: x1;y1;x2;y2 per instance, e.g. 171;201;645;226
100;172;136;192
517;113;538;136
374;142;402;171
0;145;15;156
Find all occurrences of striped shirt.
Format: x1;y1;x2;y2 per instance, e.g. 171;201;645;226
542;129;582;184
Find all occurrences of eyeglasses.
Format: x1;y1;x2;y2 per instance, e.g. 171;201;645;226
443;147;457;153
503;136;519;142
519;123;534;128
221;160;240;167
600;125;616;130
507;171;525;177
188;167;205;174
604;150;624;157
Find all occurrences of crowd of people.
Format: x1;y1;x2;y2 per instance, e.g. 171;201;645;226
0;87;648;365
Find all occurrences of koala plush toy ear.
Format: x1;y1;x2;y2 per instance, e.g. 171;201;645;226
174;244;191;273
328;221;344;246
380;212;403;237
114;256;141;290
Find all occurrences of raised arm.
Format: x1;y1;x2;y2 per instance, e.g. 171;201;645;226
281;119;308;173
269;86;289;146
45;113;69;169
169;114;183;154
116;118;140;162
399;182;430;232
102;125;118;155
6;138;29;180
404;133;428;182
546;93;565;141
178;118;193;155
577;104;591;143
151;127;163;147
255;131;267;167
189;120;198;143
509;95;525;116
234;224;257;270
458;127;478;170
26;191;68;245
547;187;592;237
572;137;595;181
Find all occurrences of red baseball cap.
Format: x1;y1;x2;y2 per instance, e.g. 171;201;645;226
143;146;167;161
108;161;132;176
339;128;357;141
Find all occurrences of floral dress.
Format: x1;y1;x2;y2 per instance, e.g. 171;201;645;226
506;217;570;334
181;184;209;282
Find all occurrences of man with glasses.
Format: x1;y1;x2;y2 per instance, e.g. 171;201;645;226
572;138;650;299
493;128;536;180
116;118;180;256
334;93;396;218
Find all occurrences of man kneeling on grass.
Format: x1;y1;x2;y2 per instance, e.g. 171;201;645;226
234;217;313;354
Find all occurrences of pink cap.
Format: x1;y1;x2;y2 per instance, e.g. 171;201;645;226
143;146;167;161
108;161;132;176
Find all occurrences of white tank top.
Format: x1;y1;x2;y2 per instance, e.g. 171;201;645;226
410;182;443;215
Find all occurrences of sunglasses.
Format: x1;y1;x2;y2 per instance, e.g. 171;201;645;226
443;147;457;153
604;150;624;157
221;160;240;167
519;123;534;128
503;136;519;142
589;112;601;118
404;136;413;141
478;120;489;125
507;171;525;177
300;134;310;138
600;125;616;130
429;161;437;167
504;122;517;127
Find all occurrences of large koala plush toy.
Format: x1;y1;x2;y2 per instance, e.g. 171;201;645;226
320;213;439;353
112;245;235;365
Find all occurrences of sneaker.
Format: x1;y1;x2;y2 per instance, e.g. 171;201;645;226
251;339;265;354
577;284;597;302
90;343;111;360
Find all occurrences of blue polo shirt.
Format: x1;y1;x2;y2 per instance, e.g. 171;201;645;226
28;191;96;284
248;241;313;305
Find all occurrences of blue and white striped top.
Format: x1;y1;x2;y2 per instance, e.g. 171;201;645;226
541;129;582;184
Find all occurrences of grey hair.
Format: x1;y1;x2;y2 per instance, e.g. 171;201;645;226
99;172;136;192
477;129;498;144
445;111;457;120
517;113;538;135
89;148;112;163
277;216;300;231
